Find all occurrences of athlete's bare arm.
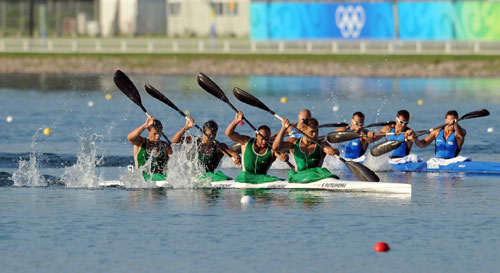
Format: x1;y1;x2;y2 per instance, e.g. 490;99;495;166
171;117;195;143
414;130;438;148
273;118;294;153
225;111;250;145
128;115;154;146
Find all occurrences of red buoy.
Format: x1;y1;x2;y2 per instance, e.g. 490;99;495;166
238;121;244;126
373;242;390;252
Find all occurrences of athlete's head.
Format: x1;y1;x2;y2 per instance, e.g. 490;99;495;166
298;109;312;126
148;120;163;141
351;112;365;131
203;120;218;138
303;118;319;138
445;110;459;126
395;110;410;130
255;125;271;148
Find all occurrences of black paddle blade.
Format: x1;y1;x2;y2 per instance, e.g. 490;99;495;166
370;140;403;157
460;109;489;120
233;87;274;115
326;131;361;143
114;70;147;113
344;161;380;182
319;122;348;128
197;73;229;103
144;84;185;117
229;143;242;154
364;121;395;128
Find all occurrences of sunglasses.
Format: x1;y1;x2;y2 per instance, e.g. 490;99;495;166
352;119;364;126
396;117;409;124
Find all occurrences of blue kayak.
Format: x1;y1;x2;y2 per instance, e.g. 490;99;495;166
390;161;500;174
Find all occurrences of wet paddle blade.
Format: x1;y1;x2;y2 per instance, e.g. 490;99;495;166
319;122;348;128
344;161;380;182
229;143;241;154
233;87;275;115
197;73;230;103
364;121;395;128
370;140;403;157
114;70;147;113
460;109;489;120
326;131;361;143
144;84;185;117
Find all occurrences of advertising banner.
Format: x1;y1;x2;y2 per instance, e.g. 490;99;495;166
250;3;395;40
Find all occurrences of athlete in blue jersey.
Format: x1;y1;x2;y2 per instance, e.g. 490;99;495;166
414;110;466;159
335;112;370;160
368;110;415;158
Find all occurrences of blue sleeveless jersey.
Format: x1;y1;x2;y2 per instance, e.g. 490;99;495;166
435;129;458;159
288;127;303;138
344;128;363;159
387;128;409;157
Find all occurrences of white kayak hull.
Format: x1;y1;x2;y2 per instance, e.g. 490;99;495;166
100;178;410;194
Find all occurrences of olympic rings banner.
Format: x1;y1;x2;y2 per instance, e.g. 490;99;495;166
251;2;500;41
250;2;395;40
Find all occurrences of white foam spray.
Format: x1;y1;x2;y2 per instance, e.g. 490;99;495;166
61;134;104;188
12;130;47;187
166;136;210;189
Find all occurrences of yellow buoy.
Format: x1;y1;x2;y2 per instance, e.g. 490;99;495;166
184;110;191;115
105;93;112;100
43;127;52;136
280;96;288;104
417;99;424;105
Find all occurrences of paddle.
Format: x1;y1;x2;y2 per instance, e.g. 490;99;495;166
319;122;348;128
232;87;380;182
326;121;397;143
113;70;171;145
144;83;237;161
197;73;295;170
370;109;490;157
229;143;242;154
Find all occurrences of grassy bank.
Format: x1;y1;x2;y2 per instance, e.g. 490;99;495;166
1;53;500;77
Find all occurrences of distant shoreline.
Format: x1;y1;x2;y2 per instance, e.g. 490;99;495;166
1;53;500;77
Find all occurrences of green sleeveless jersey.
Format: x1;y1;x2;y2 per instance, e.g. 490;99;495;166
293;137;322;171
198;142;223;173
137;139;168;174
242;138;273;174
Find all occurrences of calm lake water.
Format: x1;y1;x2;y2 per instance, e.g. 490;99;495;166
1;74;499;272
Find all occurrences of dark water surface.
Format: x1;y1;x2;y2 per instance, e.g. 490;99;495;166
1;74;500;272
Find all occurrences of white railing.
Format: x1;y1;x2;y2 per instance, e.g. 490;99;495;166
0;38;499;55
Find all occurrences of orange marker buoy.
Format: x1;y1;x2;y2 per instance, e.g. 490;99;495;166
373;242;390;252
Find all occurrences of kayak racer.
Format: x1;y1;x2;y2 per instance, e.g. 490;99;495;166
127;115;172;181
273;117;340;183
225;111;288;184
171;117;241;181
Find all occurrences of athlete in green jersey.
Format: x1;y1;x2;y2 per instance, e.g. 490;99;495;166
225;111;288;184
273;117;339;183
127;115;172;181
171;117;241;181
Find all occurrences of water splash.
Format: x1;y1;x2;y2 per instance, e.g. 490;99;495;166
12;130;46;187
364;153;392;172
120;155;158;189
61;134;104;188
12;152;47;187
166;136;210;189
